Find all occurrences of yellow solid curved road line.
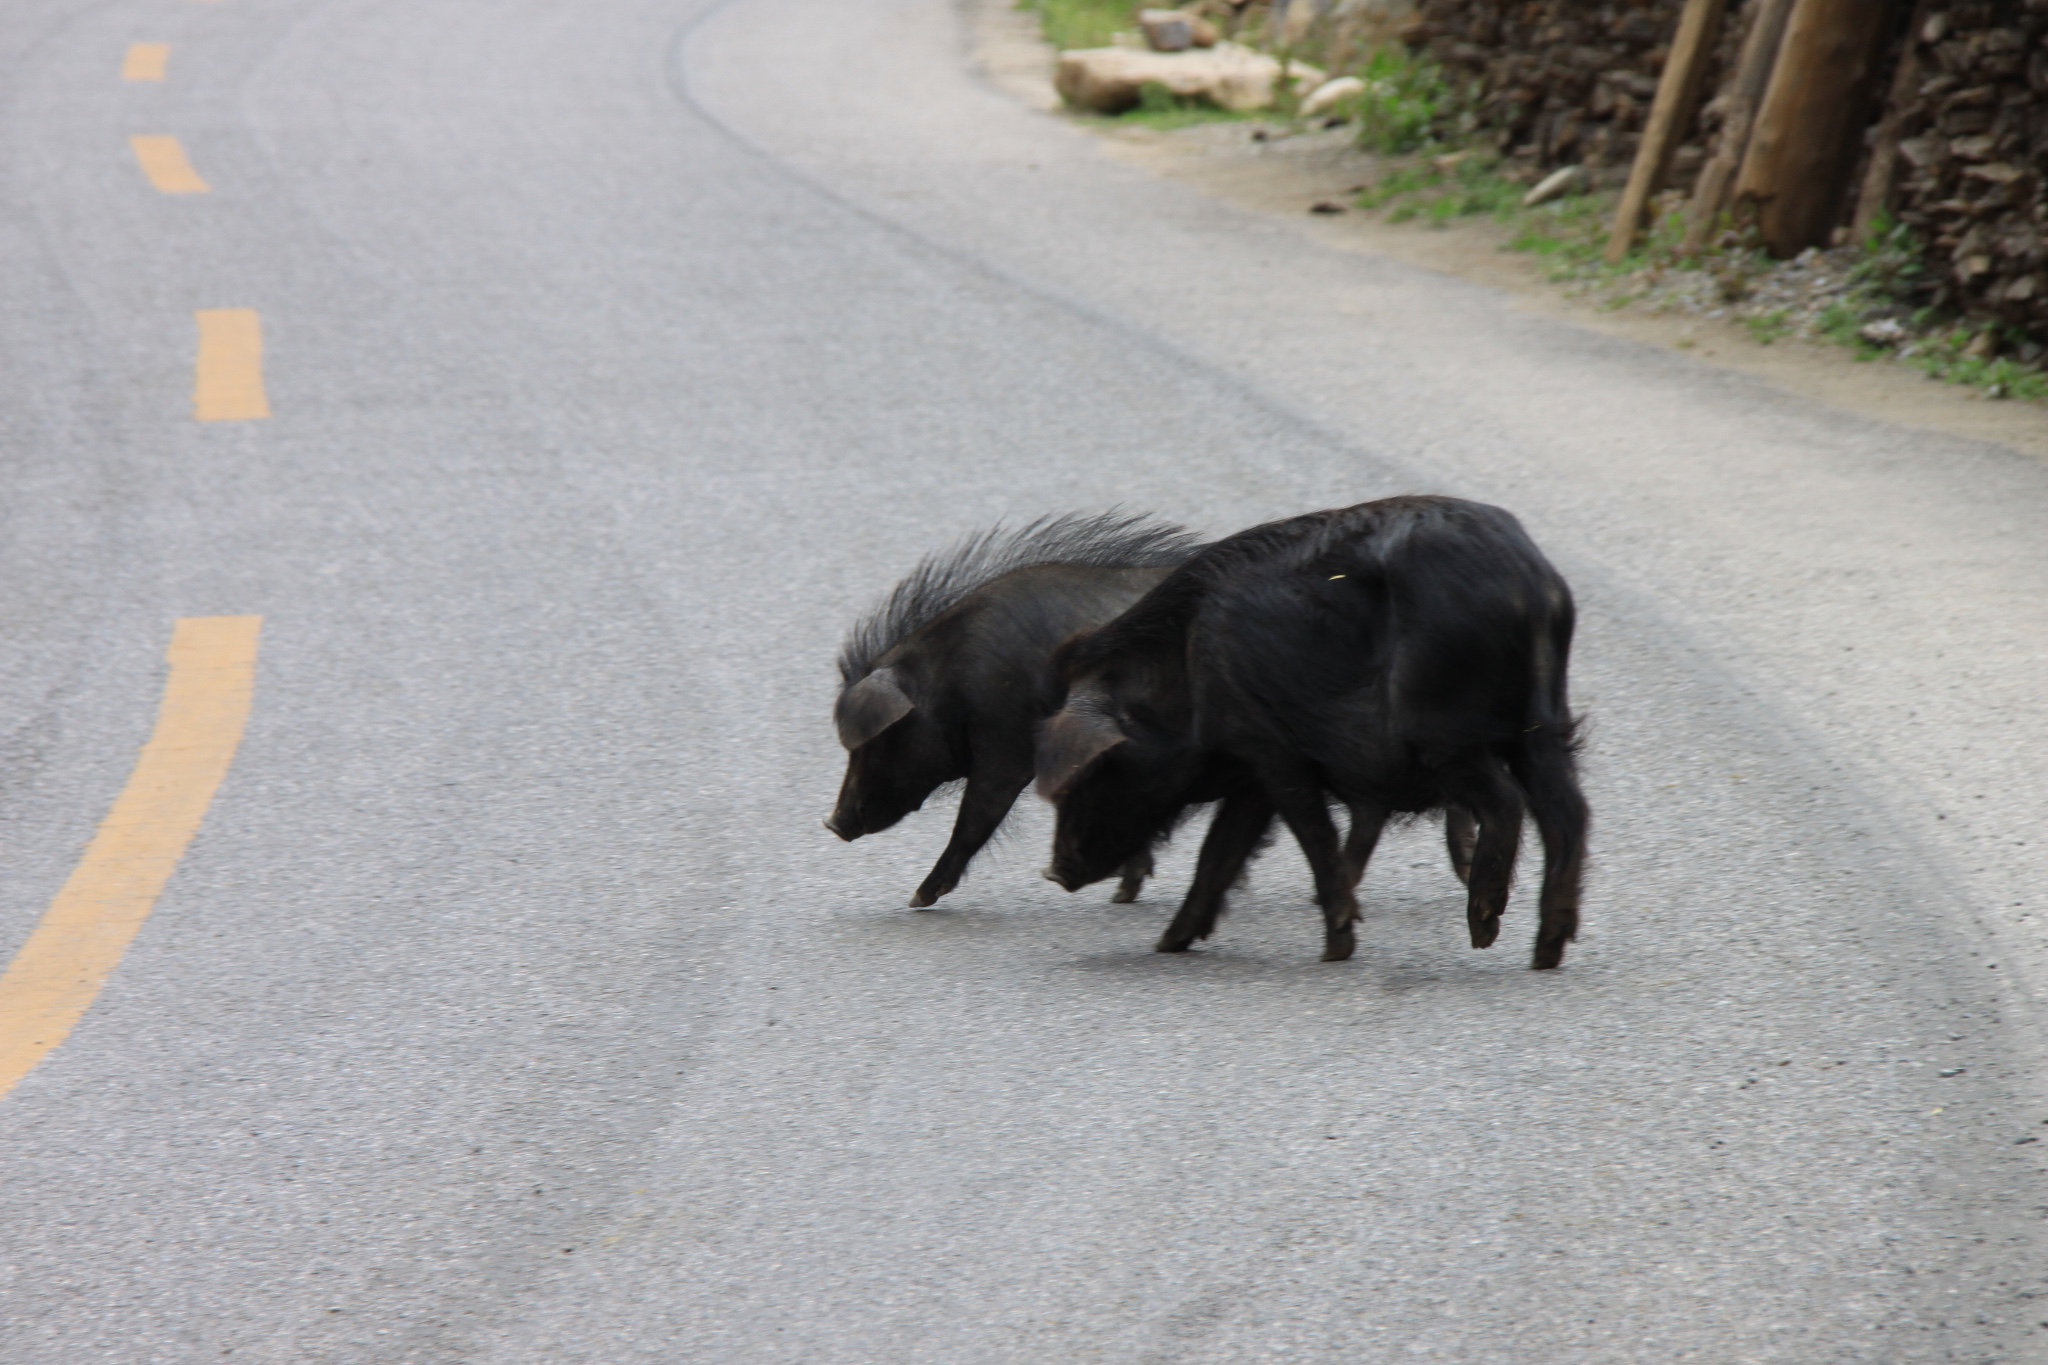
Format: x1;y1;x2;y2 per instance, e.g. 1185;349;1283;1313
0;617;262;1102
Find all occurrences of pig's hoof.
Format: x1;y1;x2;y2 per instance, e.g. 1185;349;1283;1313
1155;932;1194;953
1111;883;1141;904
1321;927;1356;962
1469;915;1500;949
909;885;946;909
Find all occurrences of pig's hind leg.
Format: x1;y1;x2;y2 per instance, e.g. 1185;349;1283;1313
1508;724;1588;970
1340;803;1388;890
1111;850;1154;903
1457;765;1525;950
910;771;1027;909
1444;807;1478;886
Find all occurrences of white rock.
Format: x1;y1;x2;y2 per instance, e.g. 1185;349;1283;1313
1139;9;1195;52
1054;44;1324;115
1521;164;1590;208
1300;76;1365;119
1860;318;1908;346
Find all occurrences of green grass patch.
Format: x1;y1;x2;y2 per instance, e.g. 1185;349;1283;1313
1833;219;2048;398
1022;0;1134;52
1351;47;1462;154
1503;189;1617;275
1983;359;2048;401
1102;81;1253;129
1356;164;1442;209
1907;333;2048;401
1744;310;1792;346
1816;301;1862;347
1423;164;1522;225
1816;302;1894;361
1352;153;1620;273
1850;212;1927;300
1356;156;1527;230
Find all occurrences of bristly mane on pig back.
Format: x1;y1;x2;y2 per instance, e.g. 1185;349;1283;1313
837;512;1205;685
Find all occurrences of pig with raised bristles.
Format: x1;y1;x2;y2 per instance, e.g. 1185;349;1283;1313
1035;496;1589;969
827;513;1205;908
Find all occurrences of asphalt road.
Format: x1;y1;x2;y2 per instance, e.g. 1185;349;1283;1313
3;0;2047;1359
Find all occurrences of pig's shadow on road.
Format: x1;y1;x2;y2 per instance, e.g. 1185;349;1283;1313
1056;889;1540;995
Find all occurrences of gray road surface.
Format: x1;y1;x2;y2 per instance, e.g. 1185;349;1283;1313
3;0;2047;1359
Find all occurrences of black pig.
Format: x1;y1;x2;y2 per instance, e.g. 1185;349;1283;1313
828;514;1202;908
1035;496;1588;969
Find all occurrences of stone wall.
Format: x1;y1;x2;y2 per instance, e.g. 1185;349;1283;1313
1403;0;1736;181
1884;1;2048;335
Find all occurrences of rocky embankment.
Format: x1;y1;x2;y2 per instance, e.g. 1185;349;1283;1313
1405;0;1728;181
1885;3;2048;337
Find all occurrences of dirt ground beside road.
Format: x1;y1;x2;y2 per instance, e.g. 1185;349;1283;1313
968;0;2048;461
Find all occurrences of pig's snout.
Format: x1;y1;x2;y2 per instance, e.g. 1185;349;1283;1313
824;814;859;842
1042;865;1082;893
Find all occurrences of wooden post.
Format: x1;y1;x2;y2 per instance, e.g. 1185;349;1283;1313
1681;0;1796;255
1605;0;1728;264
1851;0;1934;239
1733;0;1897;257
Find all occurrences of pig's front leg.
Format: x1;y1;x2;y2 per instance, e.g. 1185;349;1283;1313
909;770;1027;908
1110;849;1153;903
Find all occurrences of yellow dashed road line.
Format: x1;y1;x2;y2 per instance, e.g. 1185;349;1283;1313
130;134;209;194
123;43;170;82
0;617;262;1102
193;309;270;420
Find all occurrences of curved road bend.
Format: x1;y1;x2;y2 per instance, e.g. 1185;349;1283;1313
2;0;2046;1359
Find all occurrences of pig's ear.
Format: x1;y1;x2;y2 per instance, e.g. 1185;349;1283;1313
836;667;915;750
1035;690;1127;802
